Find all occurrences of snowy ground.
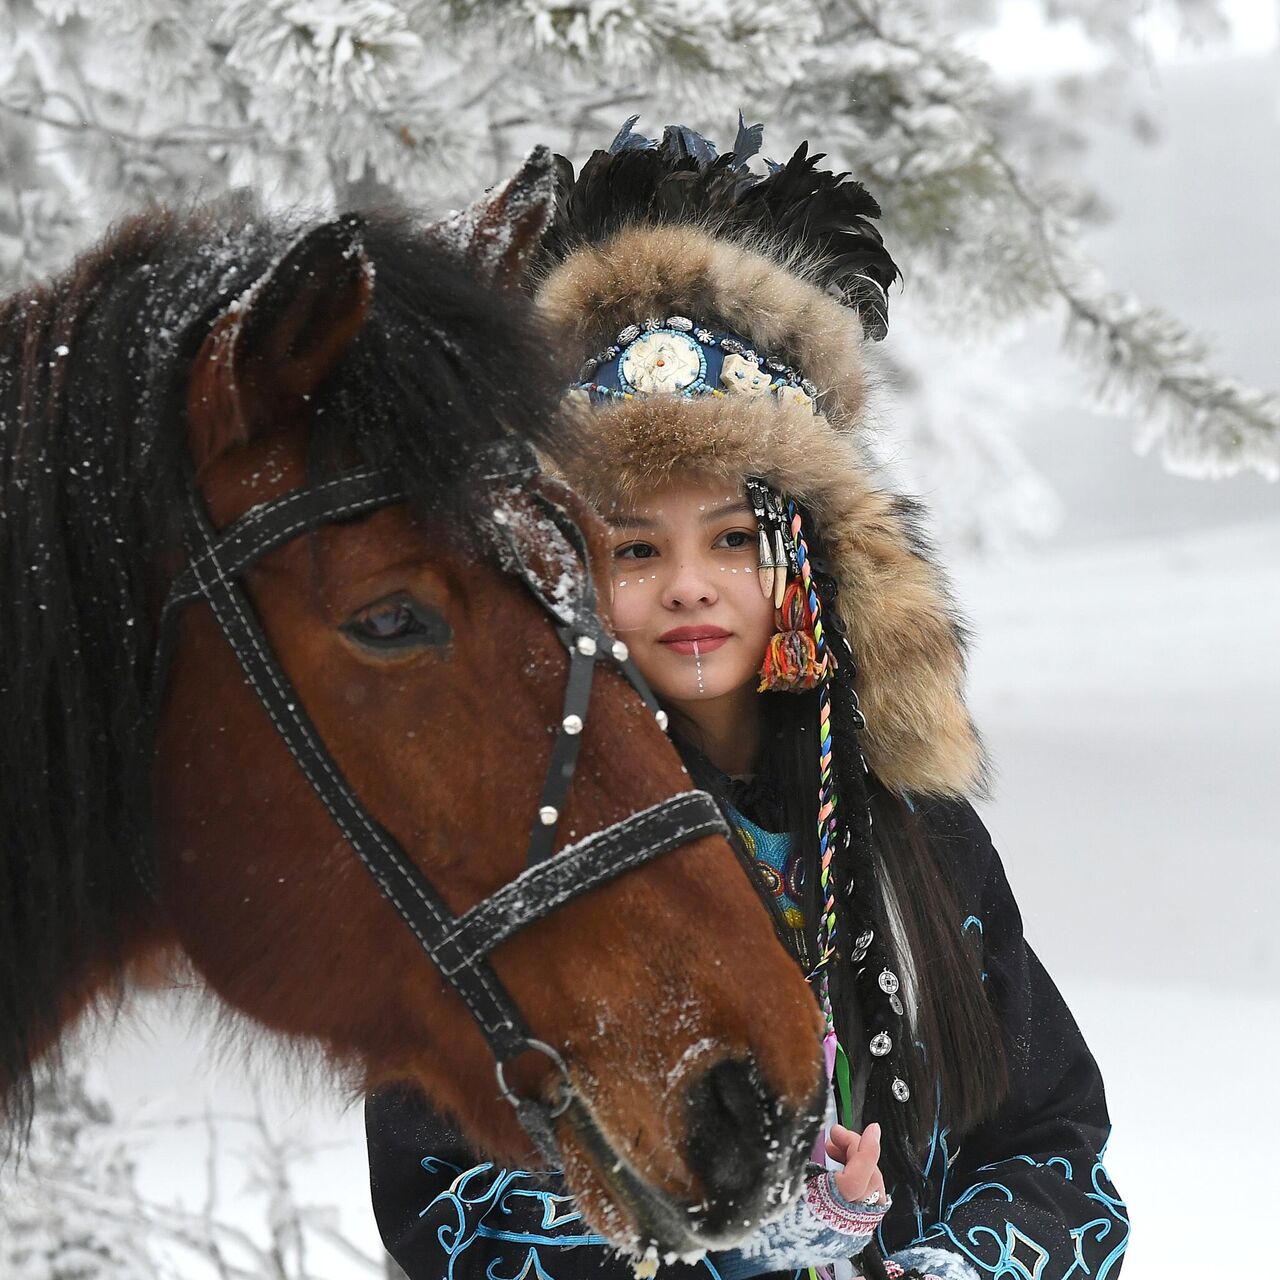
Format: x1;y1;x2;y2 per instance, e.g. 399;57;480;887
954;518;1280;1277
65;515;1277;1279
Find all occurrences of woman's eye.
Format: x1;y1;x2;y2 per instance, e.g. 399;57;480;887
614;542;656;560
343;595;451;650
717;529;754;550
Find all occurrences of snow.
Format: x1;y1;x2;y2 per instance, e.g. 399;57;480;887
4;35;1275;1267
83;1010;385;1277
953;517;1280;1277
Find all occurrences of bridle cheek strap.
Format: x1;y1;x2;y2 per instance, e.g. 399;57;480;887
157;466;726;1164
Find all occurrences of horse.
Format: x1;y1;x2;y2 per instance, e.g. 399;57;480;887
0;160;824;1254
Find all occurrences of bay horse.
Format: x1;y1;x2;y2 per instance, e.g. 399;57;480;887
0;163;824;1253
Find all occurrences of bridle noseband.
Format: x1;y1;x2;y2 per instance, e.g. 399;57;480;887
153;445;727;1162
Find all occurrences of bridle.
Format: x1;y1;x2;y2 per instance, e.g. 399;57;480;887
152;443;728;1161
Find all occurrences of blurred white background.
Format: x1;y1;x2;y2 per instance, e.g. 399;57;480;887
948;9;1280;1271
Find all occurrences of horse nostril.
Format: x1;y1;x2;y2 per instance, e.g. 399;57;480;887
684;1058;773;1211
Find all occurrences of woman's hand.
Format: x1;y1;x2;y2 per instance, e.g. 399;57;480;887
825;1122;887;1206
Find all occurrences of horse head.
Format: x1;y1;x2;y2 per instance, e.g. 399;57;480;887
0;163;824;1253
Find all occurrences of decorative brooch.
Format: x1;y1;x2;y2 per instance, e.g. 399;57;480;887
575;316;818;411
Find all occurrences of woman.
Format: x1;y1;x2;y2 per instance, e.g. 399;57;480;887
365;121;1128;1280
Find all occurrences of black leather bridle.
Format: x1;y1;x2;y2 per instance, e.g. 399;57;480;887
152;445;728;1161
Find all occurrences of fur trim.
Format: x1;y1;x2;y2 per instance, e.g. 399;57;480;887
553;391;988;799
538;225;871;432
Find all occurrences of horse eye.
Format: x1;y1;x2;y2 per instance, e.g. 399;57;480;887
343;595;451;651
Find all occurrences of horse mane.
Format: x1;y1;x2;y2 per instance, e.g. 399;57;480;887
0;206;561;1134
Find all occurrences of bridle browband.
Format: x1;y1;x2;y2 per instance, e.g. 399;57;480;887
152;444;728;1161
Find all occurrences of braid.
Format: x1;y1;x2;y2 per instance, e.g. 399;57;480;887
787;501;838;966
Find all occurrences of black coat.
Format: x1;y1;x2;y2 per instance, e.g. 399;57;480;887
365;800;1128;1279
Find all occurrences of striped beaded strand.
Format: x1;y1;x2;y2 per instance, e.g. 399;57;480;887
789;501;838;970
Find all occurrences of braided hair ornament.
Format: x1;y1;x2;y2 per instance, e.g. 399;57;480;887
750;491;919;1196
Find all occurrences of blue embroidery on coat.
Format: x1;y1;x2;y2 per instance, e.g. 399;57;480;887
414;890;1129;1280
963;915;988;982
419;1160;607;1278
419;1157;749;1279
909;1153;1128;1280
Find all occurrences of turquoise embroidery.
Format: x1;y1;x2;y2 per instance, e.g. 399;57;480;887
725;803;803;928
420;1159;607;1277
963;915;988;982
881;911;1127;1280
912;1152;1129;1280
420;1156;733;1278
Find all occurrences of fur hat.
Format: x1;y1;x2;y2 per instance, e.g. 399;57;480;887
533;120;986;799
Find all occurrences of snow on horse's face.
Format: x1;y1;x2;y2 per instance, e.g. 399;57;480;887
0;162;823;1254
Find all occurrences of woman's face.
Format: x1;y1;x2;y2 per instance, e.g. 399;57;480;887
607;478;776;705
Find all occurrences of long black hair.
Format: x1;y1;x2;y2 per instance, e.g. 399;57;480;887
670;530;1008;1197
0;206;563;1141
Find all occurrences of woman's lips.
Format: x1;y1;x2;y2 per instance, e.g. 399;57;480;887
658;627;730;656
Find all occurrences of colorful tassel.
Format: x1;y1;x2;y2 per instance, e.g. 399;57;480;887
758;579;827;691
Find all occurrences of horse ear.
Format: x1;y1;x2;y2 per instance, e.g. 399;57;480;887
434;145;556;290
188;213;374;471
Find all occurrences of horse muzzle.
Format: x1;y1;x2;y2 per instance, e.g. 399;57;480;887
561;1056;825;1255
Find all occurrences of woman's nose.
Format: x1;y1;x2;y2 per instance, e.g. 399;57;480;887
664;559;719;608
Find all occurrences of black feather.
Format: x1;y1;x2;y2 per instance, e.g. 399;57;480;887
539;121;900;340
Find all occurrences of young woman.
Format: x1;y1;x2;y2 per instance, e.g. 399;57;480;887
365;122;1128;1280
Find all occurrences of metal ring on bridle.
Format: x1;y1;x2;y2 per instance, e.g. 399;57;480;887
496;1038;574;1119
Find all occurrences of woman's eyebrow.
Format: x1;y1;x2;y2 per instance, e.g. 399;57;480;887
701;501;755;524
608;513;656;530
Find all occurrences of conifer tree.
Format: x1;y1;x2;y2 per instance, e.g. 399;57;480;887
1;0;1273;542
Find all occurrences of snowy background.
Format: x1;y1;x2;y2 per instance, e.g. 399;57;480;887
946;28;1280;1276
3;3;1277;1278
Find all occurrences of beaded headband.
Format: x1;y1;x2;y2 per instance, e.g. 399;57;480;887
572;316;818;412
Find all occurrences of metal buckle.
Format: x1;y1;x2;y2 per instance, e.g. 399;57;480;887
495;1038;574;1119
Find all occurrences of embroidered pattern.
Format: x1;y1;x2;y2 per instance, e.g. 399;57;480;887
900;1115;1129;1280
419;1158;607;1278
727;805;804;929
409;893;1128;1280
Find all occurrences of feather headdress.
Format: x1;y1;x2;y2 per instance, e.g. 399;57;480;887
534;119;983;798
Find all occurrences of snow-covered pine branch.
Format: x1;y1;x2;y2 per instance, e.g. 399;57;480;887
790;0;1279;485
0;0;1273;539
